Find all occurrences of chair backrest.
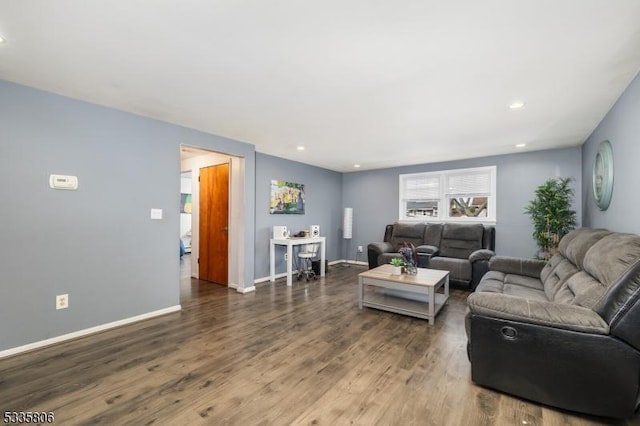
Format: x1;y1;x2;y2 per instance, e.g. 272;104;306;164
301;243;319;256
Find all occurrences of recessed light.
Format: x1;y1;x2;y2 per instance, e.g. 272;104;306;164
515;143;526;148
0;35;5;43
296;146;305;151
353;164;361;168
509;101;525;109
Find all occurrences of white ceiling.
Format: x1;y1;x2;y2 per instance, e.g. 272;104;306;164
1;1;640;172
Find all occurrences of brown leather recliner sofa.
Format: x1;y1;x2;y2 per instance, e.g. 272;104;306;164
466;227;640;418
367;222;495;290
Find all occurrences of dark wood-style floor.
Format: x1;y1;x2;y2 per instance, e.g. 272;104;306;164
1;258;636;425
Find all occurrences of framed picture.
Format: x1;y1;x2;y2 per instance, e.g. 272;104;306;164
270;180;305;214
180;193;192;214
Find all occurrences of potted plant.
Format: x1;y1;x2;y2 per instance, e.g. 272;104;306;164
525;177;577;260
390;257;404;275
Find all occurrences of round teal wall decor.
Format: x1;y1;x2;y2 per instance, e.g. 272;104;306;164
592;140;614;210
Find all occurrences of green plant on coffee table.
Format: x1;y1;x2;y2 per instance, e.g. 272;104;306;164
524;177;577;260
390;257;404;267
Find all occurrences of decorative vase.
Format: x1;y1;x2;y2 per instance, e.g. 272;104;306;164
404;265;418;275
392;266;402;275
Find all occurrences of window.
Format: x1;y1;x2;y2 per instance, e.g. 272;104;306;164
399;166;496;223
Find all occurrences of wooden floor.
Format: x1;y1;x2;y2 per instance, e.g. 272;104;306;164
1;258;636;425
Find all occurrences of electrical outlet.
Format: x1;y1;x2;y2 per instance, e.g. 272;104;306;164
358;246;363;253
56;294;69;310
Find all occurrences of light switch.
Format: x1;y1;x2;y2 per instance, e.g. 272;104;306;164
150;208;163;220
49;174;78;190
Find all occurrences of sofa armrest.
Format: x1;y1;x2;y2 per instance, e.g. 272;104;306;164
489;256;546;278
469;249;494;263
467;292;609;334
368;241;394;254
416;244;439;255
367;242;395;268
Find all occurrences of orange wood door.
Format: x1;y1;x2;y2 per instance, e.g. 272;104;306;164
199;163;229;285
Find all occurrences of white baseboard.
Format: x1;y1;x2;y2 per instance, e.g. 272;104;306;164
253;260;366;284
343;260;368;266
254;272;288;284
0;305;182;359
227;281;255;293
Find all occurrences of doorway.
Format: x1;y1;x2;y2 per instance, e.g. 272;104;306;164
180;145;246;291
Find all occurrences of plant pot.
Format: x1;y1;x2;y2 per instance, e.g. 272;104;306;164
391;266;402;275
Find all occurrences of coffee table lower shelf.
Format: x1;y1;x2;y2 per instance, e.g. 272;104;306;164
361;290;448;320
358;265;450;325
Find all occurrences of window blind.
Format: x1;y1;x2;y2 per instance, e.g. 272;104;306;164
446;170;491;196
402;175;440;200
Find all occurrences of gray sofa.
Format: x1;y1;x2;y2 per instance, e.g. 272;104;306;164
466;227;640;418
367;222;495;289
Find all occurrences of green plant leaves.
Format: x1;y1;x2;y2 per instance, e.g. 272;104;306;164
524;177;577;259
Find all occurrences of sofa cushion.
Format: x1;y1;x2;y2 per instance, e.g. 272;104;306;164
474;271;506;293
424;223;443;246
438;223;483;259
540;254;563;283
583;233;640;290
467;292;609;334
561;228;611;269
557;227;583;258
475;270;546;300
429;256;471;282
504;274;545;291
389;223;425;250
550;233;640;310
541;255;580;300
553;271;605;309
502;284;548;301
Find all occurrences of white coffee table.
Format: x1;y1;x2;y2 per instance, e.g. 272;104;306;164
358;264;449;324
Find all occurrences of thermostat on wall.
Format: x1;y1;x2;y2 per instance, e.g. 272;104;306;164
49;174;78;190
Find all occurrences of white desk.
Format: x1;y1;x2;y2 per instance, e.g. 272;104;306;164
270;236;326;286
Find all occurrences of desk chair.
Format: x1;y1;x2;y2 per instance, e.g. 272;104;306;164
297;243;319;281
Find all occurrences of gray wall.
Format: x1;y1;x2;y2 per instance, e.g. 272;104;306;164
582;72;640;233
343;147;582;260
0;80;255;351
254;153;342;279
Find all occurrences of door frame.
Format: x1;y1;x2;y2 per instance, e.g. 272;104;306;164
180;145;246;292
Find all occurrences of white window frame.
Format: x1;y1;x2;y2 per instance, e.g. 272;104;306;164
399;166;497;224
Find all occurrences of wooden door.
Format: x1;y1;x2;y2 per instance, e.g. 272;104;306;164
199;163;229;285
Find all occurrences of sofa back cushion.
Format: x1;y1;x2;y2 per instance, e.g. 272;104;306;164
424;223;443;247
389;223;426;250
553;271;604;308
584;233;640;291
595;235;640;349
542;228;610;300
541;254;580;300
438;223;483;259
560;228;611;269
551;233;640;312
